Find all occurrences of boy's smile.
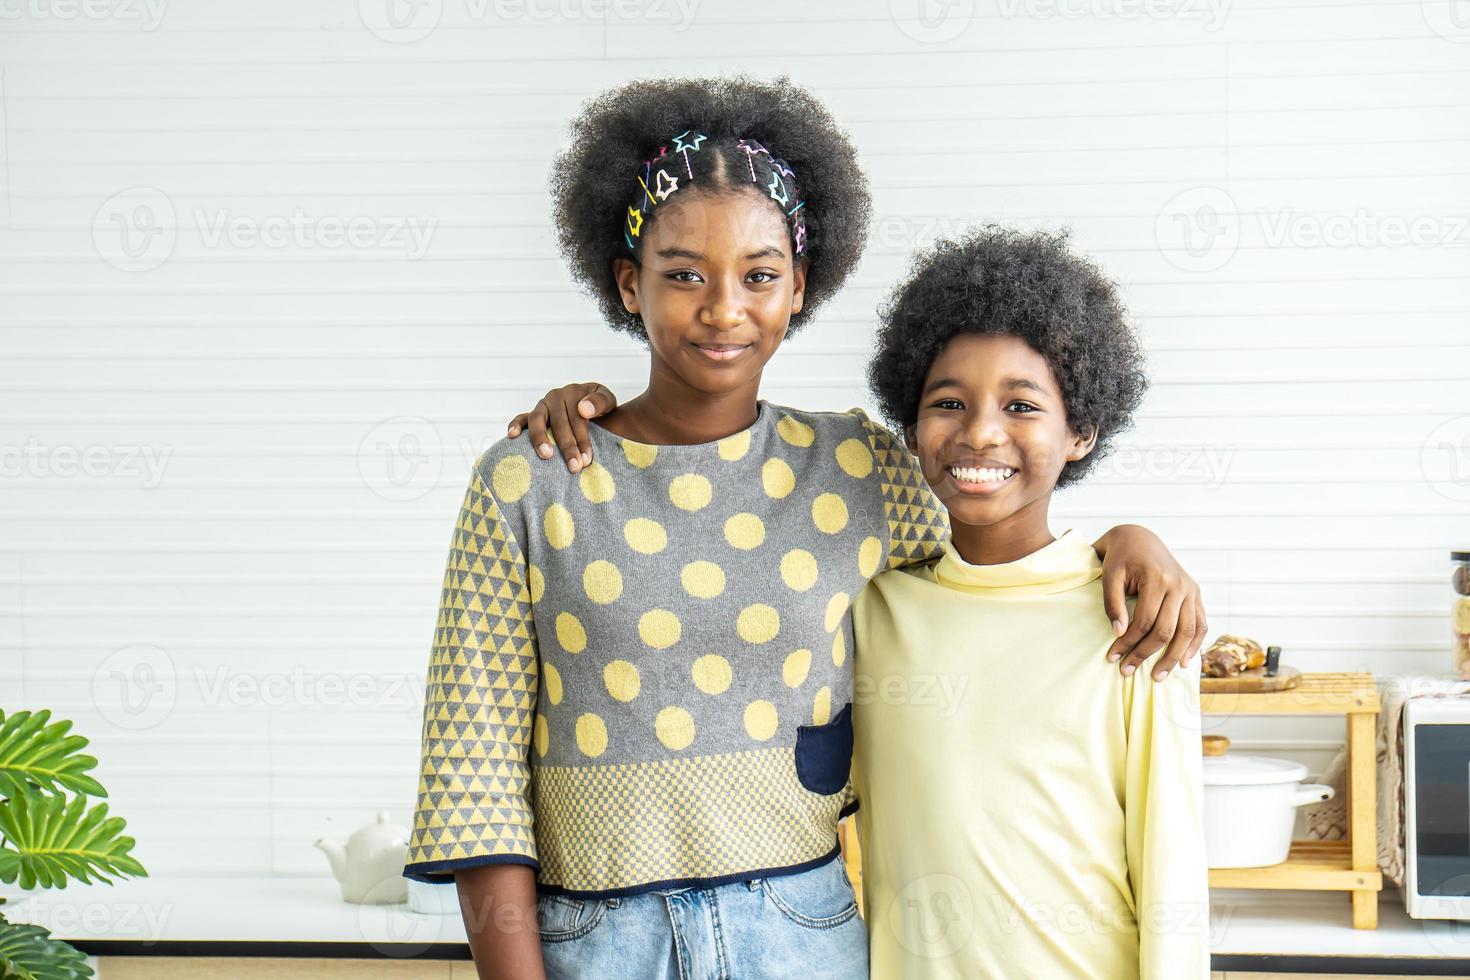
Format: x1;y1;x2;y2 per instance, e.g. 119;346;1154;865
908;333;1096;565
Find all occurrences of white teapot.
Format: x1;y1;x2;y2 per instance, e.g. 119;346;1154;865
315;811;410;905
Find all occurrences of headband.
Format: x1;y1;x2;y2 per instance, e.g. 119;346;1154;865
623;130;808;256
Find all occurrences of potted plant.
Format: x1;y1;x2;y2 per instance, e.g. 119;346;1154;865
0;709;146;979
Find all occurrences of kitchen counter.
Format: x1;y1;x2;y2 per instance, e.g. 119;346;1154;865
7;876;1470;972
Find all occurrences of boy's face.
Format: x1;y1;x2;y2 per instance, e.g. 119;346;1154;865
908;333;1096;532
612;189;807;397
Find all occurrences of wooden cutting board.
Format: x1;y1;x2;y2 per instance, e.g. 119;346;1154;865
1199;665;1302;693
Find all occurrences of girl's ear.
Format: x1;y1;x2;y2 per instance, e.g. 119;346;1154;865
903;422;918;455
612;257;640;314
1066;425;1099;462
790;255;810;315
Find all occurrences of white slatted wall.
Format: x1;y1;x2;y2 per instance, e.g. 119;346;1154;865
2;0;1467;876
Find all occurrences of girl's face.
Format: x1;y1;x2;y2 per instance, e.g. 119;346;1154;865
908;333;1096;532
612;188;807;397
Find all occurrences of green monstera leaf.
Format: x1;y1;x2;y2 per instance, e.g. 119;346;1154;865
0;712;105;803
0;795;145;891
0;912;91;980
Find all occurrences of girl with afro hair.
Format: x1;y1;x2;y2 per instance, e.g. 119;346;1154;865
410;74;1204;979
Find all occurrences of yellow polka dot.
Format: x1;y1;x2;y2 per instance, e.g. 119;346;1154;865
527;564;545;603
583;560;623;605
724;512;766;550
604;660;641;702
744;700;779;741
576;713;608;757
579;462;616;504
656;706;696;750
639;609;682;649
669;473;713;512
857;536;883;578
783;649;812;688
832;630;846;667
780;549;818;592
544;503;575;549
835;438;874;479
813;687;832;725
777;415;815;448
812;493;849;535
624;517;668;555
681;561;726;599
718;429;751;461
533;714;549;758
555;612;587;653
492;455;531;503
622;440;658;469
691;654;732;695
824;592;851;632
737;603;780;644
762;458;795;499
543;662;563;705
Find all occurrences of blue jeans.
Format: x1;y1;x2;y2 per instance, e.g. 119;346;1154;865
537;854;868;979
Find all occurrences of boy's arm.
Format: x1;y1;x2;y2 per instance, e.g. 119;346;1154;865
1094;524;1208;680
405;462;545;978
1123;652;1211;980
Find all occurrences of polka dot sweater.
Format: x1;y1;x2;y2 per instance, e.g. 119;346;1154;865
404;401;949;896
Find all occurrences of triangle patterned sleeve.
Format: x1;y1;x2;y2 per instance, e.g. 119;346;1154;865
404;466;540;882
859;415;951;570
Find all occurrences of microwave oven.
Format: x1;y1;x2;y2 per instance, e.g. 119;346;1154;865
1405;697;1470;919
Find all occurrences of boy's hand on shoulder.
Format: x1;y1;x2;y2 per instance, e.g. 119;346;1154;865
507;382;618;473
1095;525;1207;683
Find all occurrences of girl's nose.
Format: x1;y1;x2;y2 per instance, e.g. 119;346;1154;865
703;280;748;331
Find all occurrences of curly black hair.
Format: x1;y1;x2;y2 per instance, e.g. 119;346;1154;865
549;75;871;341
867;227;1148;488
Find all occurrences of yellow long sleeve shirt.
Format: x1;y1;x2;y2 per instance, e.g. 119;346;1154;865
852;530;1209;979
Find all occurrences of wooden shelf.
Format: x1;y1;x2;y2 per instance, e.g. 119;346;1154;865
1201;671;1382;929
1200;671;1380;716
1210;840;1383;892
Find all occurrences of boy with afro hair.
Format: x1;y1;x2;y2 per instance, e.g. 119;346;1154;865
852;227;1209;979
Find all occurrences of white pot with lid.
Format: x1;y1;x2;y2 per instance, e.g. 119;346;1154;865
1201;735;1335;869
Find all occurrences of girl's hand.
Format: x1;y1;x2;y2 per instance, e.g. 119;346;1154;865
1094;525;1208;683
507;383;618;473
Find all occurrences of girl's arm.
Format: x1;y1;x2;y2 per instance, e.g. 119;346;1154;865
506;385;1207;680
1123;651;1211;979
405;459;546;979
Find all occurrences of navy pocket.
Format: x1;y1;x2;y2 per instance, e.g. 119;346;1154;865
794;702;853;795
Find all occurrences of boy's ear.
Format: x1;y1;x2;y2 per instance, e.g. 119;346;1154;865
1066;425;1099;462
790;255;810;315
612;257;640;314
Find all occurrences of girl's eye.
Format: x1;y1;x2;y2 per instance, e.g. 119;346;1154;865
748;271;778;284
668;270;702;283
933;398;963;410
1007;401;1039;413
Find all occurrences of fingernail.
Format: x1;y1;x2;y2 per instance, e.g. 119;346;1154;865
582;452;591;465
508;426;518;436
580;400;594;415
569;459;581;473
1121;664;1135;676
1107;653;1120;663
538;444;552;458
1155;669;1169;681
1112;619;1125;637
